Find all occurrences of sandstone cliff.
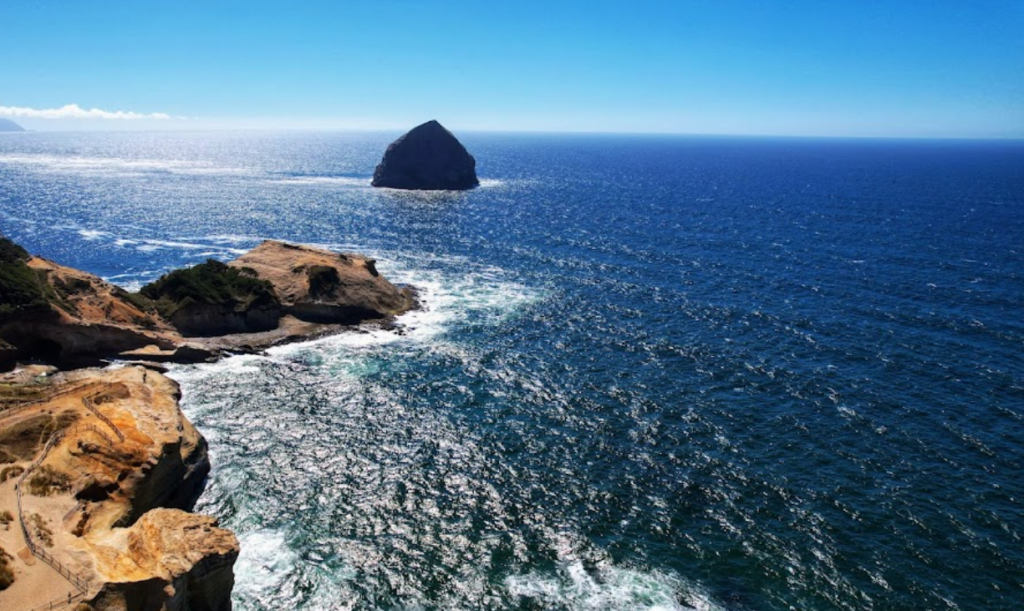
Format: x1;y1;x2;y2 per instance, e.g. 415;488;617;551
0;366;238;611
229;240;415;324
138;259;281;337
0;243;189;368
85;510;236;611
0;237;417;370
135;240;416;342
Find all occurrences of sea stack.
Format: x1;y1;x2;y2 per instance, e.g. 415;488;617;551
372;120;479;190
0;118;25;132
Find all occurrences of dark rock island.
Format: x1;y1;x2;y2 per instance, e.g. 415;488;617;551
0;118;25;132
371;120;479;190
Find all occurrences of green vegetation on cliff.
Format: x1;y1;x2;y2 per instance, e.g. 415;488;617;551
0;544;14;590
0;236;52;317
138;259;278;317
0;235;82;318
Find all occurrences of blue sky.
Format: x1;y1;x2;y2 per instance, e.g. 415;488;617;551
1;0;1021;137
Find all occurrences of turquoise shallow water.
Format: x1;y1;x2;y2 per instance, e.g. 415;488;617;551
1;132;1023;610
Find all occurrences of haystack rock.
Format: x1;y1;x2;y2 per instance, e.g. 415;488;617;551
372;120;479;190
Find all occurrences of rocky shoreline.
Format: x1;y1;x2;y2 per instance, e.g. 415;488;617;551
0;366;237;611
1;239;417;371
0;238;419;610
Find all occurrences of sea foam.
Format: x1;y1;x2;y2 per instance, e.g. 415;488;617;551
505;561;723;611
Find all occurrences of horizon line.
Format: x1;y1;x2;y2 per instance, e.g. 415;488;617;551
4;126;1023;142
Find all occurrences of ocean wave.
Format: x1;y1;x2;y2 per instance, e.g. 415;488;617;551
266;176;370;187
233;529;303;602
72;227;256;273
267;259;543;360
505;562;722;611
173;353;275;384
0;153;253;177
127;238;249;254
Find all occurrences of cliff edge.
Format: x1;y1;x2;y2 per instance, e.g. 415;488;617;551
0;366;238;611
0;235;188;369
0;237;417;370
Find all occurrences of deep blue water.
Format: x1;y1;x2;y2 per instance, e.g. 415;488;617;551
1;131;1022;610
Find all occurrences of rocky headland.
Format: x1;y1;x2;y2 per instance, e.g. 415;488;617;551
0;119;25;132
0;366;236;611
0;236;419;610
0;237;417;370
371;120;479;190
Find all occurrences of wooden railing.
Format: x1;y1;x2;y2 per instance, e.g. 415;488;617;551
0;384;91;419
76;422;118;447
80;396;124;442
5;384;130;607
22;591;84;611
14;427;93;597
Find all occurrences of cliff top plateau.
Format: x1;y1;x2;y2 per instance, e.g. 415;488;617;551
0;365;237;611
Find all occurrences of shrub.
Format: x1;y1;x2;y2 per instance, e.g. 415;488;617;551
0;236;29;262
112;286;155;313
27;465;71;496
138;259;278;317
53;276;92;295
29;513;53;546
0;544;13;590
0;235;52;318
0;466;23;482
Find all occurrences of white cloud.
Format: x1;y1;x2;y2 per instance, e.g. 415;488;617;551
0;103;171;120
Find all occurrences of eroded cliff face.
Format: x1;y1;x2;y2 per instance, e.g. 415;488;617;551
0;256;186;368
229;240;416;325
52;368;209;532
86;510;236;611
1;238;417;372
0;366;238;611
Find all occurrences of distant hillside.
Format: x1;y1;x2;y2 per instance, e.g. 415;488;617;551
0;118;25;132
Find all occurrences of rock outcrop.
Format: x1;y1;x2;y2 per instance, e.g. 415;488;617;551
86;510;236;611
138;259;281;337
0;118;24;132
0;366;238;611
0;238;186;367
0;236;417;370
229;240;416;325
137;240;416;338
371;120;479;190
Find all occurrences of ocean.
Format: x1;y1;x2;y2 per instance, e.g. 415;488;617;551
0;131;1022;610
